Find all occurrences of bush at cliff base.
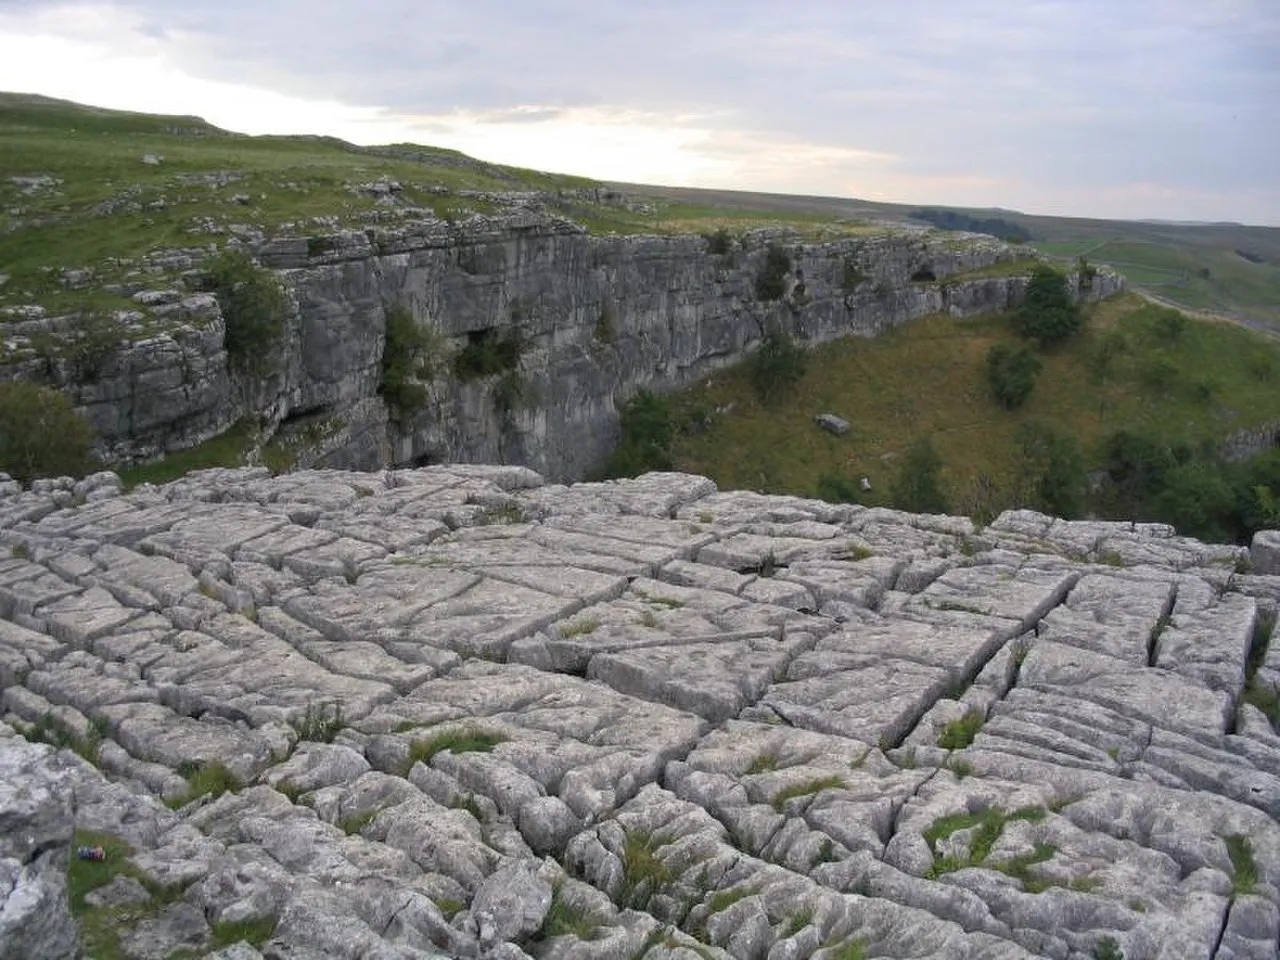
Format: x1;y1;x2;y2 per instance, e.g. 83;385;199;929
0;381;95;484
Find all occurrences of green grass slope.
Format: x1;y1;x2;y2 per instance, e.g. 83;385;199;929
667;293;1280;527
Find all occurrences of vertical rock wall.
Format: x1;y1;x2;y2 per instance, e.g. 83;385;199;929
2;218;1122;481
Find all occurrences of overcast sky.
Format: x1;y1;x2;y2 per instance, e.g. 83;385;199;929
1;0;1277;224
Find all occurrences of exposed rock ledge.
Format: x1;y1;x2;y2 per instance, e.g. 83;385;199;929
1;218;1122;480
1;464;1278;959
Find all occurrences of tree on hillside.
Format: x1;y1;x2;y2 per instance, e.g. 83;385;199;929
750;327;807;404
0;381;95;483
891;437;948;514
1102;429;1177;511
1154;460;1236;543
1014;265;1082;347
601;390;674;478
986;342;1042;410
1016;422;1085;519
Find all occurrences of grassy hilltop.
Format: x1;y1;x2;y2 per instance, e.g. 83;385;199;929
5;90;1277;325
0;93;871;320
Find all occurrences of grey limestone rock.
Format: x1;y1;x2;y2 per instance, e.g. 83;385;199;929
2;465;1278;960
465;859;553;946
0;739;78;960
1251;529;1280;575
813;413;850;436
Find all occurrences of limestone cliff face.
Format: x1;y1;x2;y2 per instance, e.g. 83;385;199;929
4;216;1122;481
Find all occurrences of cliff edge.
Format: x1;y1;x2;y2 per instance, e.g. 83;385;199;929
1;215;1121;481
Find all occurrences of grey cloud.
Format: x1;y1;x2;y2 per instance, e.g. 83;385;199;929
7;0;1280;220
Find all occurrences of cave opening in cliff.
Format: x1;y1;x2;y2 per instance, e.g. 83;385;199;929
911;266;937;282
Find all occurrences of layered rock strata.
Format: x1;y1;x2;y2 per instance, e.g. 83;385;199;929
0;219;1121;479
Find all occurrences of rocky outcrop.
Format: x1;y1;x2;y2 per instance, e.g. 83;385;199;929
1;464;1278;959
1224;420;1280;463
0;738;78;960
0;217;1121;480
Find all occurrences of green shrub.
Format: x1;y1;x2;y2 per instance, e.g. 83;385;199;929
23;713;109;765
534;883;598;942
1088;329;1129;384
986;342;1042;410
1016;422;1086;519
750;328;807;404
594;305;617;344
816;473;861;504
453;328;524;381
380;304;447;421
891;437;947;514
618;830;672;910
1099;429;1185;520
771;775;844;812
1076;256;1098;291
1225;834;1258;896
291;702;343;743
602;390;675;478
492;369;528;417
202;250;287;376
1137;352;1178;394
755;243;791;301
703;227;733;256
1152;307;1187;345
403;727;507;773
1014;265;1082;347
1153;460;1236;543
30;310;125;383
842;258;868;292
166;761;239;808
0;381;95;483
937;711;984;750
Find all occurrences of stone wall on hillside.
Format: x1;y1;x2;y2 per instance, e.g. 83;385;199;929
0;216;1122;481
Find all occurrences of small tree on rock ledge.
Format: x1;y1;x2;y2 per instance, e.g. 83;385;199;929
1014;265;1082;347
755;243;791;301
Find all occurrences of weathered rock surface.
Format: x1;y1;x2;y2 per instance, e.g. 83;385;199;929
0;217;1121;480
0;737;79;960
2;464;1273;959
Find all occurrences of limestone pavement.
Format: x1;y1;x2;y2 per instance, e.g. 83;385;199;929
1;465;1278;959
